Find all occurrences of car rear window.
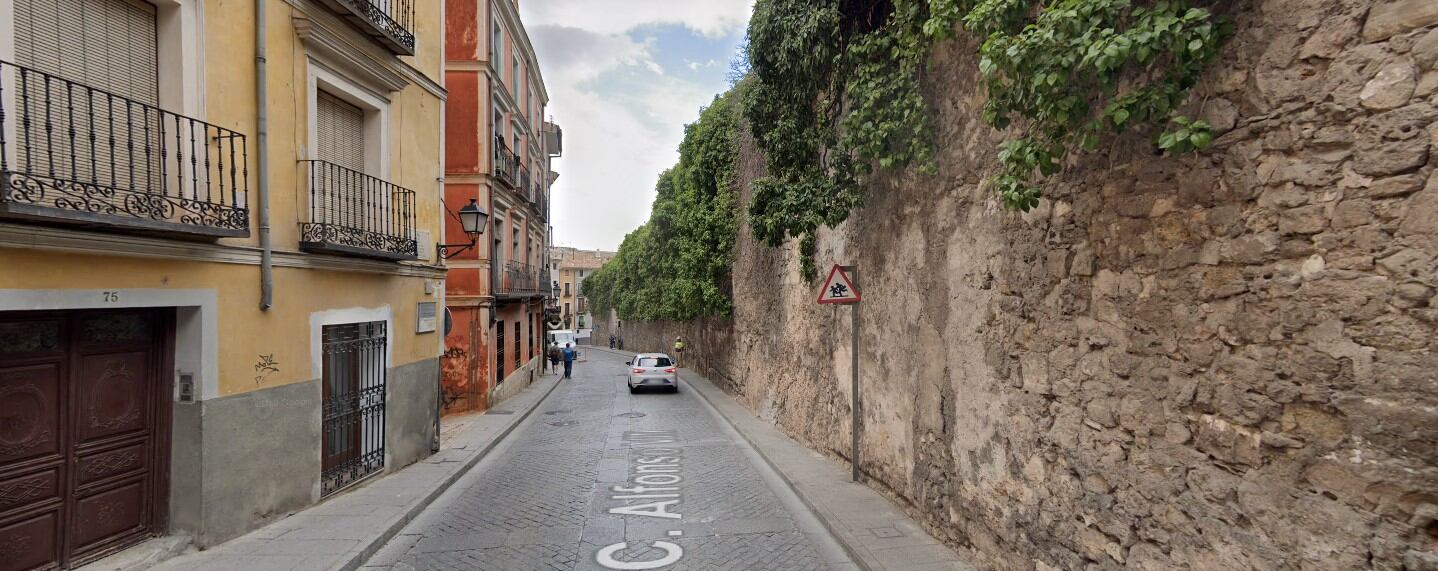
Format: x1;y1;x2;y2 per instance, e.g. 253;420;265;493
638;357;672;367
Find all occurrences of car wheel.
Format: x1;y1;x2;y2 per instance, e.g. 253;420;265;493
628;385;638;394
670;385;679;394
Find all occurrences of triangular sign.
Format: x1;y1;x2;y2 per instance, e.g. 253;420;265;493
817;265;861;304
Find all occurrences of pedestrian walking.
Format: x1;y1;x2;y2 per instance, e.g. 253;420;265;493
609;334;617;349
673;336;685;367
547;343;562;374
562;343;577;379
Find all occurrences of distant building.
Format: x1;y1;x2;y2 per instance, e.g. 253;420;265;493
549;247;616;337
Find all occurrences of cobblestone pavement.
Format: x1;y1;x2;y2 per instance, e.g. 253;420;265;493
363;349;850;570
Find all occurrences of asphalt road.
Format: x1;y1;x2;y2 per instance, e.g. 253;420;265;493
363;348;854;571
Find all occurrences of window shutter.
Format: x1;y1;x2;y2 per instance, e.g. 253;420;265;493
316;91;366;172
15;0;159;106
12;0;160;194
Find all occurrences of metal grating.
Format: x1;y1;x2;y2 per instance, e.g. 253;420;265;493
320;321;387;496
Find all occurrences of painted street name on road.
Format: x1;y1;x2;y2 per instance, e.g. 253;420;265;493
596;430;686;570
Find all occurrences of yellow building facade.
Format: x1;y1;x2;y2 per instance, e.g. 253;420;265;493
0;0;446;565
550;247;614;333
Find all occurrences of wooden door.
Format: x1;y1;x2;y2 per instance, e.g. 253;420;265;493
0;309;170;570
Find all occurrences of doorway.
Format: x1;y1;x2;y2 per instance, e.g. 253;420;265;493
0;309;173;569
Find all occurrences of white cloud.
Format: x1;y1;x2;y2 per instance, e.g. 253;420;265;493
521;0;752;38
520;2;752;250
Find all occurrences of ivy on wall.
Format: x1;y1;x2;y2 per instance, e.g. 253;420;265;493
744;0;1228;278
583;91;740;321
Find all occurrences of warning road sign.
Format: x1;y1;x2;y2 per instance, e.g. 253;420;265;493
817;264;861;304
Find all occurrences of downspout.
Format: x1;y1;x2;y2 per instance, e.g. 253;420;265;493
434;0;448;452
256;0;274;310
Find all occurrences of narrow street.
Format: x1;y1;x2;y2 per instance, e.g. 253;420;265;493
363;349;853;571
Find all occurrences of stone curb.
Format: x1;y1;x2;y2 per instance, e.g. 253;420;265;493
334;374;565;571
678;370;877;571
144;373;565;571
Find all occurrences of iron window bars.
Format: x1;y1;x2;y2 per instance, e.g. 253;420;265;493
496;320;505;384
321;321;387;497
320;0;416;56
300;160;418;260
0;61;250;237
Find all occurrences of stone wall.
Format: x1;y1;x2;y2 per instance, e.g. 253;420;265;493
619;1;1438;568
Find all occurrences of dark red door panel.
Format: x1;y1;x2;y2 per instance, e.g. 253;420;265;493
0;310;168;570
69;480;147;553
72;352;150;444
0;509;63;570
0;363;64;467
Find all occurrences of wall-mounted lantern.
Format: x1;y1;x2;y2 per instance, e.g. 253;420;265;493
438;199;489;258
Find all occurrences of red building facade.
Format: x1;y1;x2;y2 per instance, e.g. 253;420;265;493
442;0;559;413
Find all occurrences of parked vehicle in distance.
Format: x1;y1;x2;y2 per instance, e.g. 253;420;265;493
549;329;578;349
626;353;678;394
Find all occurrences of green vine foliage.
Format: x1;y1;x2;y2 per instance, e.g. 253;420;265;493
583;91;740;322
744;0;1227;276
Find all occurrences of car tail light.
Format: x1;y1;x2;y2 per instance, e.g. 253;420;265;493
632;368;644;373
664;368;676;373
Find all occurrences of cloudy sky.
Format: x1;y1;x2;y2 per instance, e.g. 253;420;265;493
518;0;754;251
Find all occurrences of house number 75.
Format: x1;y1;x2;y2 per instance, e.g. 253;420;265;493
102;291;120;303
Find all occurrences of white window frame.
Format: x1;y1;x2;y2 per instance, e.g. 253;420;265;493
306;61;390;180
0;0;207;167
490;12;501;65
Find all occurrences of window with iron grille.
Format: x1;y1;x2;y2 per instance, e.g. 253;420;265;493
513;321;521;370
495;320;505;383
320;321;387;496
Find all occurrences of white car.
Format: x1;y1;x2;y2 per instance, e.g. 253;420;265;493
627;353;678;393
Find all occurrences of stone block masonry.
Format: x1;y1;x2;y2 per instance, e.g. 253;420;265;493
616;1;1438;569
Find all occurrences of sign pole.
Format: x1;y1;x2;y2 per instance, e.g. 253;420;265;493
817;262;863;482
845;265;860;483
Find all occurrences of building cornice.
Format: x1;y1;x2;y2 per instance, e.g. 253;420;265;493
287;0;446;100
0;224;448;279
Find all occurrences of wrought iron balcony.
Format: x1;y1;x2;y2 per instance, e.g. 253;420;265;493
317;0;416;56
299;160;417;260
519;165;531;198
0;61;250;238
493;136;517;188
495;261;543;297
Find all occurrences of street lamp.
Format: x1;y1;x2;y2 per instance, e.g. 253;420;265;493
438;199;488;258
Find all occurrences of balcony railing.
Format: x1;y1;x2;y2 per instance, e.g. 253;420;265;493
299;160;417;260
519;165;530;198
495;261;543;297
493;136;516;187
318;0;416;56
0;61;250;237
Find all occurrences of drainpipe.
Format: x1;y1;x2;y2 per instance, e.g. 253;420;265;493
256;0;274;310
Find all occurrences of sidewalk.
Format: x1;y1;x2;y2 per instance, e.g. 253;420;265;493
146;373;563;571
592;346;976;571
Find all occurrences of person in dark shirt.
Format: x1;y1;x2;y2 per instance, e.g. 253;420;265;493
562;343;577;379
